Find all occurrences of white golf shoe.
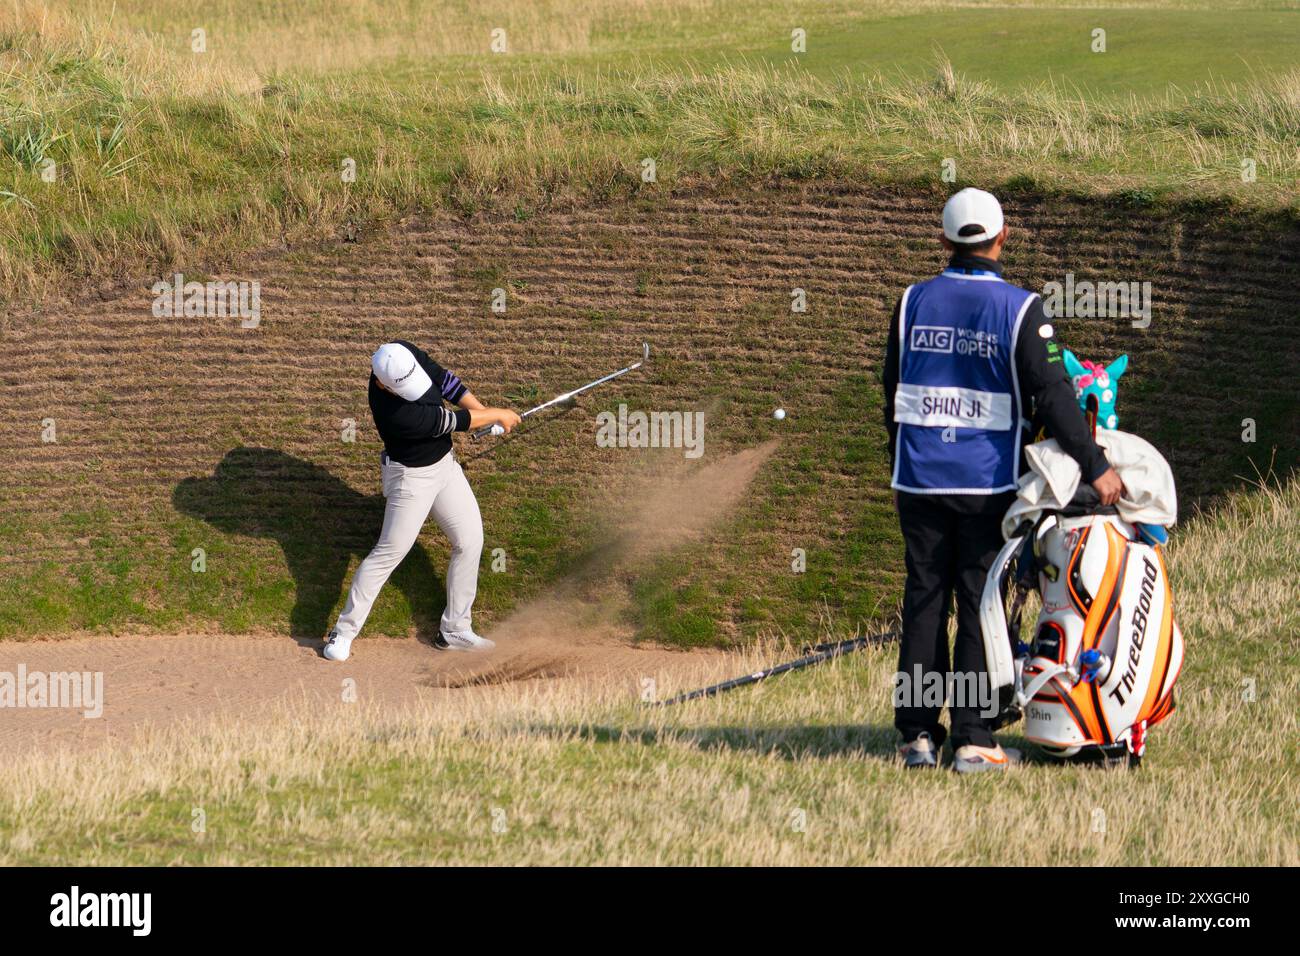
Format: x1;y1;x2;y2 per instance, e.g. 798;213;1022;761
322;628;354;662
898;732;940;769
434;630;496;652
952;742;1023;774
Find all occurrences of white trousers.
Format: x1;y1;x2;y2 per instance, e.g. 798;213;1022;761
334;452;483;639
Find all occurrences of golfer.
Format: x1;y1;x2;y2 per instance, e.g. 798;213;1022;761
883;188;1124;772
323;341;521;661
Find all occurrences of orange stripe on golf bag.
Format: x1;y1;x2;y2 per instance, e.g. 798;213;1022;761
1140;549;1182;728
1066;527;1093;615
1069;674;1108;745
1055;681;1092;741
1148;690;1177;726
1082;523;1127;650
1139;573;1175;721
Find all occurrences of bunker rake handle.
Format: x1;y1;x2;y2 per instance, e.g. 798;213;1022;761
471;342;651;440
652;630;900;707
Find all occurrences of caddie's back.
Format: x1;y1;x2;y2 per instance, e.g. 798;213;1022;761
892;188;1037;495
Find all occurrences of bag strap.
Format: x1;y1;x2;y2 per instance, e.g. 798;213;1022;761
1016;662;1074;706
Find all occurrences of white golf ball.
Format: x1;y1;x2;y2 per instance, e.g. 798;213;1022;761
773;408;786;420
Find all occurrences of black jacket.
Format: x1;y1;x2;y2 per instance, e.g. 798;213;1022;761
369;341;472;467
882;254;1110;488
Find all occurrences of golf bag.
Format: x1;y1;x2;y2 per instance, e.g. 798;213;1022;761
980;489;1184;763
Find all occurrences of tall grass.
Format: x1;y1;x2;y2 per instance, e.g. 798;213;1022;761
1;1;1298;306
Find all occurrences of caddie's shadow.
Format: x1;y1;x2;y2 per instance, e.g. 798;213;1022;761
544;723;902;762
172;447;445;644
541;723;1058;767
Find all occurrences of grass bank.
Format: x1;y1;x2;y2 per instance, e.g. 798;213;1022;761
2;1;1297;306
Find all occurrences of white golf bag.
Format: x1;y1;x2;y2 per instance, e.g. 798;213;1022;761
980;445;1184;763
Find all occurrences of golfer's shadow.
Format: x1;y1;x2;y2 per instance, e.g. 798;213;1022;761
172;447;445;644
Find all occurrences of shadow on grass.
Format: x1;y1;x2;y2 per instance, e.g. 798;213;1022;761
530;721;1078;768
172;447;446;643
534;722;900;761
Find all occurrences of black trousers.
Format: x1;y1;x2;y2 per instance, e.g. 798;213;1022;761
894;490;1015;749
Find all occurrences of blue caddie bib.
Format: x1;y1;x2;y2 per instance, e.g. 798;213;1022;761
892;267;1037;494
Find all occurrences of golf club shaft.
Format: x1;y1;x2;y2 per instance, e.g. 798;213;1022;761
521;360;643;419
653;630;900;707
471;351;646;440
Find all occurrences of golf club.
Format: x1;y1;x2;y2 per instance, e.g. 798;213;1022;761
471;342;651;440
652;630;900;707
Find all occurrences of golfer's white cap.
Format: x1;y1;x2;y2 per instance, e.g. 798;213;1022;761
371;342;432;401
942;187;1005;243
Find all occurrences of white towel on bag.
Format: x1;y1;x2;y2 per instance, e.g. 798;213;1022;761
1002;429;1178;539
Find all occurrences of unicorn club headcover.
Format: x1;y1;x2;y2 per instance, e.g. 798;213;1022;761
1063;351;1127;430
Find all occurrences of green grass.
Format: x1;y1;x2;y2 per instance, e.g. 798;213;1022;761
2;1;1297;304
771;8;1300;95
0;479;593;640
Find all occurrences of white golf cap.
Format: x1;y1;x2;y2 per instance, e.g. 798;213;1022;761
371;342;432;401
942;187;1005;243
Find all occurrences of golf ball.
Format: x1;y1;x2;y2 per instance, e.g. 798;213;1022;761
773;408;786;420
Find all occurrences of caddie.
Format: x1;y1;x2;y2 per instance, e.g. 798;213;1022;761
882;188;1125;772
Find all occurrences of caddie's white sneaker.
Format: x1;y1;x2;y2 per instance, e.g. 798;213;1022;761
952;742;1023;774
434;630;496;652
898;731;940;769
323;628;354;662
